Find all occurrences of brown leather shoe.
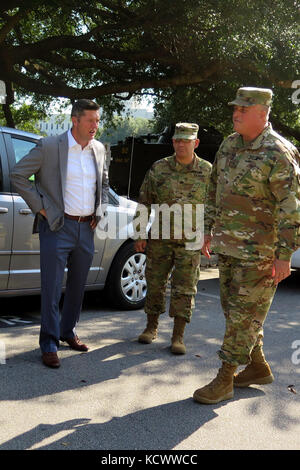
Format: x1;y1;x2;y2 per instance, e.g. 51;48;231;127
60;335;89;352
42;352;60;368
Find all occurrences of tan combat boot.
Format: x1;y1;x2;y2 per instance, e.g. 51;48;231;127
171;316;187;354
234;346;274;387
193;362;237;404
138;314;159;344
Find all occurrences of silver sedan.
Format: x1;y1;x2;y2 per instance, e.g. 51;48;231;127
0;126;146;309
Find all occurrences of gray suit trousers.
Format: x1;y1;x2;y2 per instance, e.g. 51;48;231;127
38;217;94;352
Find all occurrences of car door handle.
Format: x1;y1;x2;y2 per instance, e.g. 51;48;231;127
19;208;32;215
0;207;8;213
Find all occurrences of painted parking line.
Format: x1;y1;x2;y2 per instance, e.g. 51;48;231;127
198;292;220;299
0;316;36;327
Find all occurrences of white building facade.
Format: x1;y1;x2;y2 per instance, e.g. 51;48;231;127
37;114;71;136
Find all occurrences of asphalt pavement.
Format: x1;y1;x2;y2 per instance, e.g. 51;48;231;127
0;267;300;453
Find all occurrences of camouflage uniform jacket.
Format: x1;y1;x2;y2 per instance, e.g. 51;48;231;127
205;123;300;261
134;153;212;244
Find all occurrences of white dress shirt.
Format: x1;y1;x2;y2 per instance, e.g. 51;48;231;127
64;130;97;216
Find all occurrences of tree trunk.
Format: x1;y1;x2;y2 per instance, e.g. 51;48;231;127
2;81;15;128
2;102;15;128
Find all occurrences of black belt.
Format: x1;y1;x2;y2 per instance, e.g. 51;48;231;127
64;213;94;222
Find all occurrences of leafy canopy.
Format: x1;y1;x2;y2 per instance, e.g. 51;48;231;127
0;1;299;140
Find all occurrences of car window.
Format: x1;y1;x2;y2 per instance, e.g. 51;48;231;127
11;137;36;163
108;190;119;206
11;137;37;181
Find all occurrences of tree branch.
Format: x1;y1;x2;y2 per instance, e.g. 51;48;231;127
3;64;221;100
0;8;28;44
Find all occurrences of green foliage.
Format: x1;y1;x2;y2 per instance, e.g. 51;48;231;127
0;1;299;140
153;84;300;143
0;100;47;134
99;116;154;144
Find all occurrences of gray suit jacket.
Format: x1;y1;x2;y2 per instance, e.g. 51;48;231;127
10;131;109;233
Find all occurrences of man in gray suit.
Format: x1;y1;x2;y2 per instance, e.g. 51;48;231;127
11;99;109;368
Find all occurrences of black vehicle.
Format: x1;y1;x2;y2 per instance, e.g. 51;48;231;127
108;124;223;200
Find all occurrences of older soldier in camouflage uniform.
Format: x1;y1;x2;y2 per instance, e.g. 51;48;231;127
134;123;212;354
193;87;300;404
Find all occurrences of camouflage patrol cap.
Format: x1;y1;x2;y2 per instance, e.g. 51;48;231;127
173;122;199;140
228;87;273;107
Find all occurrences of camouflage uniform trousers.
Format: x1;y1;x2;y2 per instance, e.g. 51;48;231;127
217;254;277;366
144;239;201;322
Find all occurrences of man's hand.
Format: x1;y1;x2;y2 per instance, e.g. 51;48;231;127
201;234;212;259
39;208;47;218
135;239;147;252
272;259;291;285
90;215;97;230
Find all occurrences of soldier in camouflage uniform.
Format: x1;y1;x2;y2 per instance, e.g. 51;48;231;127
193;87;300;404
134;123;212;354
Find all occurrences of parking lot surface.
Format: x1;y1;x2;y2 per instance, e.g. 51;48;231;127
0;268;299;452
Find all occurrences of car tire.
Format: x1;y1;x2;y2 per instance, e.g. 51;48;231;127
106;241;147;310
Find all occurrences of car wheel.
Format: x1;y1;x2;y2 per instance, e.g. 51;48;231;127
106;241;147;310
